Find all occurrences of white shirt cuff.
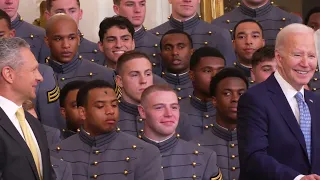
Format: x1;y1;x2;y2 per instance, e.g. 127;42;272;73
294;175;305;180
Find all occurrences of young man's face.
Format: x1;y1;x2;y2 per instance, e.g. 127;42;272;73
0;0;19;20
212;77;247;122
307;12;320;31
45;19;80;63
251;58;277;83
190;56;225;97
79;87;119;136
116;57;153;105
161;33;193;74
98;26;135;66
233;22;265;65
139;90;180;139
113;0;146;29
169;0;200;20
0;18;15;38
46;0;83;26
60;89;83;131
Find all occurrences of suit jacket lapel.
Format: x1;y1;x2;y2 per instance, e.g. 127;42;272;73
0;108;40;180
304;91;319;167
266;75;308;158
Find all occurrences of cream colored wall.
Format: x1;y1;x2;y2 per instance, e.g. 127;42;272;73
18;0;172;42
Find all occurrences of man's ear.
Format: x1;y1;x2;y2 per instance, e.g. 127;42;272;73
189;71;195;81
116;75;124;88
44;10;51;20
113;4;120;15
212;96;217;108
60;107;66;119
78;106;86;121
98;41;104;52
138;105;146;119
1;66;15;84
44;36;50;48
9;29;16;37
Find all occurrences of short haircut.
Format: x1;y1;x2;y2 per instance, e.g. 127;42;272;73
46;0;81;11
113;0;120;5
116;51;150;75
0;38;30;71
0;9;11;30
77;80;114;107
304;7;320;25
160;29;193;51
98;16;135;42
140;84;177;106
190;46;226;70
60;80;86;107
233;19;264;40
251;45;275;68
210;67;248;97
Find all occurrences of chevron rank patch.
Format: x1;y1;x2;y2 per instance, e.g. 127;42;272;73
211;168;222;180
47;85;60;103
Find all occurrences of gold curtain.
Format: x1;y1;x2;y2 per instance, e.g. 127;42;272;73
200;0;225;23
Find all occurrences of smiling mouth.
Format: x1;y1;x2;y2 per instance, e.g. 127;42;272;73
113;51;125;54
295;70;309;74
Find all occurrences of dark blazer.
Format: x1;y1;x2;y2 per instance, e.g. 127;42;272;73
0;108;52;180
237;74;320;180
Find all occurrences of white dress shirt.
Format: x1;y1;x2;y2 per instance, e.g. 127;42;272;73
274;71;305;180
0;96;43;177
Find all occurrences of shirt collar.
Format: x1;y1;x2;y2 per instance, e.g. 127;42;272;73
144;134;174;143
274;71;304;100
0;96;20;119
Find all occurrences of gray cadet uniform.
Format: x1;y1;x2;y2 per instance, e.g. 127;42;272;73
60;129;78;140
308;70;320;95
12;14;50;63
192;122;239;180
179;95;216;140
212;1;302;45
47;54;115;89
78;32;105;65
50;128;164;180
118;99;192;140
35;64;65;129
149;14;236;67
51;156;73;180
161;72;194;102
134;27;162;76
43;124;61;146
233;61;254;86
142;134;223;180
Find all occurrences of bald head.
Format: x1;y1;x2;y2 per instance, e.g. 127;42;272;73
275;23;315;51
45;13;77;36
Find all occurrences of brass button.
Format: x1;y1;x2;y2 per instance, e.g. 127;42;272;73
93;49;98;53
271;1;274;4
61;77;65;81
132;145;137;150
316;68;319;72
167;16;170;19
154;44;158;47
152;63;156;66
197;143;201;147
19;17;23;21
198;15;201;18
125;157;130;162
116;127;121;132
192;162;196;167
230;29;233;32
282;17;286;21
192;174;197;179
161;166;163;169
232;167;236;171
95;150;100;154
124;170;128;175
177;88;181;91
80;33;84;37
56;146;61;151
205;125;209;129
156;32;160;35
210;124;214;127
189;95;192;98
194;150;199;155
89;72;93;76
230;144;235;148
92;174;98;179
279;28;283;30
204;41;208;45
91;59;95;62
208;31;212;35
162;72;165;75
77;128;80;132
138;135;142;139
233;62;237;66
226;20;230;23
144;27;147;30
30;34;34;38
79;55;82;59
93;161;98;166
314;78;318;81
152;53;156;57
176;134;180;138
178;97;182;100
312;88;317;91
205;115;209;118
138;118;143;122
140;129;144;133
231;155;236;159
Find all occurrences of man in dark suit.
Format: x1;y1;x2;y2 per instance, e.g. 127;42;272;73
0;37;52;180
237;23;320;180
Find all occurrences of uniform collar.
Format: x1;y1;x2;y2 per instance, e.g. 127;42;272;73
239;1;273;17
234;61;251;78
119;99;140;116
133;26;146;42
78;29;85;43
211;121;237;141
169;13;201;30
48;54;82;74
162;71;191;85
142;134;179;153
11;13;23;29
79;127;119;147
189;94;215;112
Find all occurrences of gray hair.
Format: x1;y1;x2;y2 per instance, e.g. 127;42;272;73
0;37;30;70
275;23;314;51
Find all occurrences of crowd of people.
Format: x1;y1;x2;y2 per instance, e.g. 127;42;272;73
0;0;320;180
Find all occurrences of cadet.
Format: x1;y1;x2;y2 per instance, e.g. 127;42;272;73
179;47;225;138
305;7;320;31
0;0;50;63
44;14;115;89
212;0;302;45
149;0;236;66
138;84;222;180
60;81;85;139
113;0;162;75
0;9;64;129
233;19;265;79
51;80;164;180
160;29;194;101
192;68;249;180
45;0;105;63
51;157;73;180
251;45;276;84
